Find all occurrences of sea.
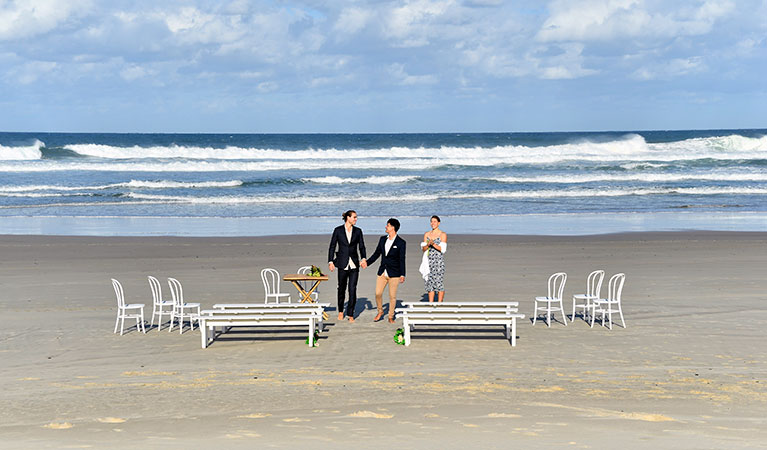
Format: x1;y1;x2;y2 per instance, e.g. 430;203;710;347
1;130;766;236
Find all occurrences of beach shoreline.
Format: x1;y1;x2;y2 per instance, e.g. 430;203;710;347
1;231;766;448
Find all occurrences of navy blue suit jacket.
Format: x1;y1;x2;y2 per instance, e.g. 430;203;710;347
328;225;366;269
366;235;406;278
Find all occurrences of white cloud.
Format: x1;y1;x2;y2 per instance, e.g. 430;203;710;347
385;0;454;47
0;0;92;40
257;81;279;93
388;63;438;85
631;56;705;80
333;7;372;35
537;0;735;42
120;64;149;81
4;60;58;84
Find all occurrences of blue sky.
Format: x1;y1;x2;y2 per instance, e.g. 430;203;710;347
1;0;765;133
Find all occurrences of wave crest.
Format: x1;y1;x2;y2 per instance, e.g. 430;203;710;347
0;140;44;160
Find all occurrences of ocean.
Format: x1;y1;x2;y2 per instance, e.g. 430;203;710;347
1;130;766;236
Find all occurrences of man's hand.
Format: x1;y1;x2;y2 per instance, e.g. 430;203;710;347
328;262;335;272
399;276;405;283
360;259;367;269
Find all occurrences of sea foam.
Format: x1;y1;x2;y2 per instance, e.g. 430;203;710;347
0;140;44;160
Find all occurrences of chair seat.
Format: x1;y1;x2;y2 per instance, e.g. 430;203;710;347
573;294;597;300
124;303;145;309
156;300;174;306
535;296;558;301
594;298;618;304
181;302;200;308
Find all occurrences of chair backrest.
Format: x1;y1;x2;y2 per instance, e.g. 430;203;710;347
586;270;605;297
148;276;163;305
112;278;125;309
606;273;625;302
167;278;183;307
547;272;567;300
297;266;313;290
261;268;282;301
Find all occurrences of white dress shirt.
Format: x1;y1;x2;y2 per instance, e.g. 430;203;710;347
383;234;396;277
345;226;356;270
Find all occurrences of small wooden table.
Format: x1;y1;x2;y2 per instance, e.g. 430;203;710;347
283;274;329;320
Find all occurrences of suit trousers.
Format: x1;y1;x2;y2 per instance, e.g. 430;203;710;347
337;267;359;317
375;274;400;317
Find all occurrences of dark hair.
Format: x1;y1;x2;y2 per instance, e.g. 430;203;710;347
431;215;441;223
342;210;357;222
387;218;400;232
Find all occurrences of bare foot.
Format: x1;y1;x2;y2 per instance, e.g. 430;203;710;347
373;312;384;322
388;316;395;324
337;312;344;320
347;315;355;323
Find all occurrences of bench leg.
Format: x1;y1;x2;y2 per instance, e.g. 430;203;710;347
308;320;315;347
505;324;510;340
200;321;208;349
404;318;411;346
511;319;517;347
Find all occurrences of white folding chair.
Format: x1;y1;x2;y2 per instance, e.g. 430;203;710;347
571;270;605;323
261;268;291;304
297;266;319;302
148;275;174;331
112;279;146;335
167;278;201;334
532;272;568;327
592;273;626;330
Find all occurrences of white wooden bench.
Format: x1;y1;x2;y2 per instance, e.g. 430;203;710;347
212;303;330;331
395;302;524;347
198;304;326;348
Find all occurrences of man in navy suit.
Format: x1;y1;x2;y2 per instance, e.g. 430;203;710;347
365;218;406;323
328;210;367;322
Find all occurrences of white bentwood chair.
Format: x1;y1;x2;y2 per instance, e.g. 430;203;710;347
571;270;605;323
297;266;319;302
591;273;626;330
148;275;174;331
261;268;291;304
167;278;201;334
532;272;568;327
112;279;146;335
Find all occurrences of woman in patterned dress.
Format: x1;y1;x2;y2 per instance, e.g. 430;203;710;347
422;215;447;302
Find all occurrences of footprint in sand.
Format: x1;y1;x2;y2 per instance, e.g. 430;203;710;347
97;417;126;424
43;422;73;429
283;417;310;422
236;413;272;419
347;411;394;419
487;413;521;418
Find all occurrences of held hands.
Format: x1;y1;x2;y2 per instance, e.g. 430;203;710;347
328;262;335;272
360;259;368;269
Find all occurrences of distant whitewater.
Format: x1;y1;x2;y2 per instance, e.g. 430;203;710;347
1;130;765;232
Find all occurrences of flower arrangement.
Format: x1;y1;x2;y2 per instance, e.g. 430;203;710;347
305;330;319;346
393;328;405;345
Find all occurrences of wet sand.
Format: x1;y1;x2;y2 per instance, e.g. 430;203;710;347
0;232;766;448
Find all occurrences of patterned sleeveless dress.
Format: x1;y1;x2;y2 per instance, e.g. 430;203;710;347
425;237;445;292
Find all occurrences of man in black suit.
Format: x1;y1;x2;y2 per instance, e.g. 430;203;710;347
365;218;406;323
328;210;367;322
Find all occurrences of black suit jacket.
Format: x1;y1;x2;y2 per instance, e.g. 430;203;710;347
328;225;366;270
366;235;406;278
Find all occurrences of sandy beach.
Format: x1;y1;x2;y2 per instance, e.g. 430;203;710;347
1;232;766;449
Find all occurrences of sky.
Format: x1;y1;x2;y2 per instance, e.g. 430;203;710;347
1;0;766;133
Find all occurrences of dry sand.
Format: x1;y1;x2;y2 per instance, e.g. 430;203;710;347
0;232;766;449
